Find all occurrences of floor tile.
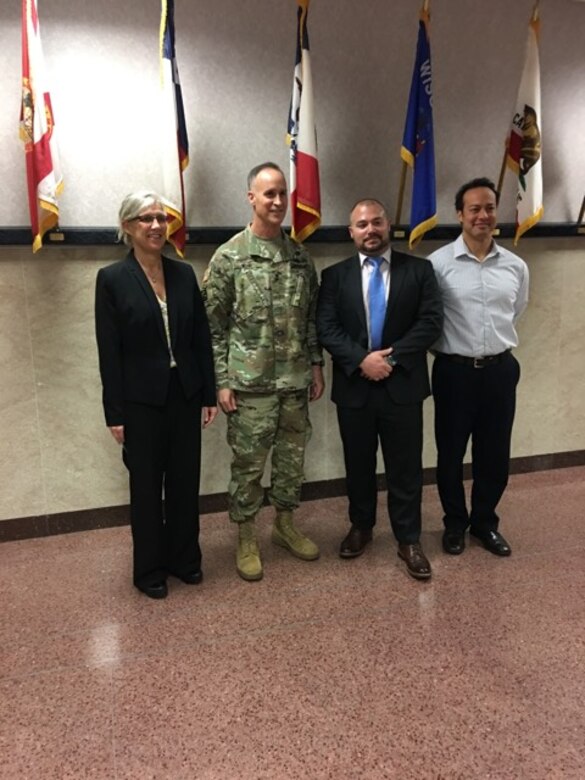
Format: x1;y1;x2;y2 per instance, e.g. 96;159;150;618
1;468;584;778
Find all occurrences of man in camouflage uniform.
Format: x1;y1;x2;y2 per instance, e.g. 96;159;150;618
203;162;324;581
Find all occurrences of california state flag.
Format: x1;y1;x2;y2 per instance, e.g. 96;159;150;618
506;6;543;244
20;0;63;253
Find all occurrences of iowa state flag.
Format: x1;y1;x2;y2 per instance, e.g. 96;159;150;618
287;0;321;242
20;0;63;253
506;6;543;244
400;4;437;249
160;0;189;256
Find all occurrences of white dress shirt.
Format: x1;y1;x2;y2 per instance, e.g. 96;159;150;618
429;235;529;357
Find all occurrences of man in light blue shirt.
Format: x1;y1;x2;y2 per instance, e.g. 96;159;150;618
429;177;529;558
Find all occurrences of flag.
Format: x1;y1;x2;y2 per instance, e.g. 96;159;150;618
287;0;321;242
506;5;543;244
20;0;63;253
400;3;437;249
160;0;189;256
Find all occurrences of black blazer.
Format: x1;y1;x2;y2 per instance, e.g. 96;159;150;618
316;249;443;408
95;252;216;426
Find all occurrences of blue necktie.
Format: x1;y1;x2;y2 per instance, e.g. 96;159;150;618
367;257;386;350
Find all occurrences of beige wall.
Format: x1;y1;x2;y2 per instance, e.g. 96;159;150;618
0;238;583;523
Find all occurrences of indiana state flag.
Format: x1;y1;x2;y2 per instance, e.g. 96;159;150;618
400;4;437;249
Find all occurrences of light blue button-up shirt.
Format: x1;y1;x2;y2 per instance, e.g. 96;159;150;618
429;235;529;357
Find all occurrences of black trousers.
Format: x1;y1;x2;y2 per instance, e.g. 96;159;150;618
432;352;520;534
336;384;423;545
123;371;203;588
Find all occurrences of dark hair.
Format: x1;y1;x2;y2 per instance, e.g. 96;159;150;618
349;198;389;223
455;178;500;212
247;162;284;189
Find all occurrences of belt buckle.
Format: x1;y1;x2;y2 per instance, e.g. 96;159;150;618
473;357;484;369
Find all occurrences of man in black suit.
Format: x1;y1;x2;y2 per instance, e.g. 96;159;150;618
316;199;442;579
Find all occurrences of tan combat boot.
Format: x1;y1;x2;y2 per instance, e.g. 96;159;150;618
272;510;320;561
236;521;263;581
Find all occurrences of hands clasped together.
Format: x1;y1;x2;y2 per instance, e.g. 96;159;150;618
359;348;394;381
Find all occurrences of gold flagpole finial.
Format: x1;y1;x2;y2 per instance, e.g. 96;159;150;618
530;1;540;37
159;0;168;87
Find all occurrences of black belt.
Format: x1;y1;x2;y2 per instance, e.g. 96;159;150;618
435;351;510;369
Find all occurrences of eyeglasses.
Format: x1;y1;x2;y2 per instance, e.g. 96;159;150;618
130;213;170;225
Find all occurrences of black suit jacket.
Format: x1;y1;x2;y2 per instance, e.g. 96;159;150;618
316;248;443;408
95;252;216;426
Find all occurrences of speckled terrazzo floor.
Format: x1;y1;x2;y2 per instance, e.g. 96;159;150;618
1;466;584;779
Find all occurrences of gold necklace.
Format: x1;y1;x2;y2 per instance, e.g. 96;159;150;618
140;263;162;285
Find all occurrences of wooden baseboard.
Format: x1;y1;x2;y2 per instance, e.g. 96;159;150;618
1;450;584;543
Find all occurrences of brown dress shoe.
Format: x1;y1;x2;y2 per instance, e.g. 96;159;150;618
398;543;432;580
339;526;373;558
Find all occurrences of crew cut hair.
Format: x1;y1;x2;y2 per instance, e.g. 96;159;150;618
247;162;284;190
349;198;389;223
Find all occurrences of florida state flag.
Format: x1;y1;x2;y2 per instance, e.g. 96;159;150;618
20;0;63;253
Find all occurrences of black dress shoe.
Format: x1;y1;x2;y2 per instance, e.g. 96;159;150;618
442;530;465;555
470;529;512;557
176;570;203;585
397;543;432;580
138;581;168;599
339;526;373;558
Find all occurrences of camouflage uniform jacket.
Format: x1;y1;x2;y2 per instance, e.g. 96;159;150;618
203;226;323;392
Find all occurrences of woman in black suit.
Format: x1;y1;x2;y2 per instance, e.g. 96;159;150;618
95;191;217;599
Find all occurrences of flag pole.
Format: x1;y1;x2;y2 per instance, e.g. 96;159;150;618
394;162;407;225
496;144;508;195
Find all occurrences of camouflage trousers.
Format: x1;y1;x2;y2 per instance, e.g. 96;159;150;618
226;390;311;524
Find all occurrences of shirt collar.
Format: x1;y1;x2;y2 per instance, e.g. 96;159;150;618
454;233;501;262
246;225;286;259
359;249;391;268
